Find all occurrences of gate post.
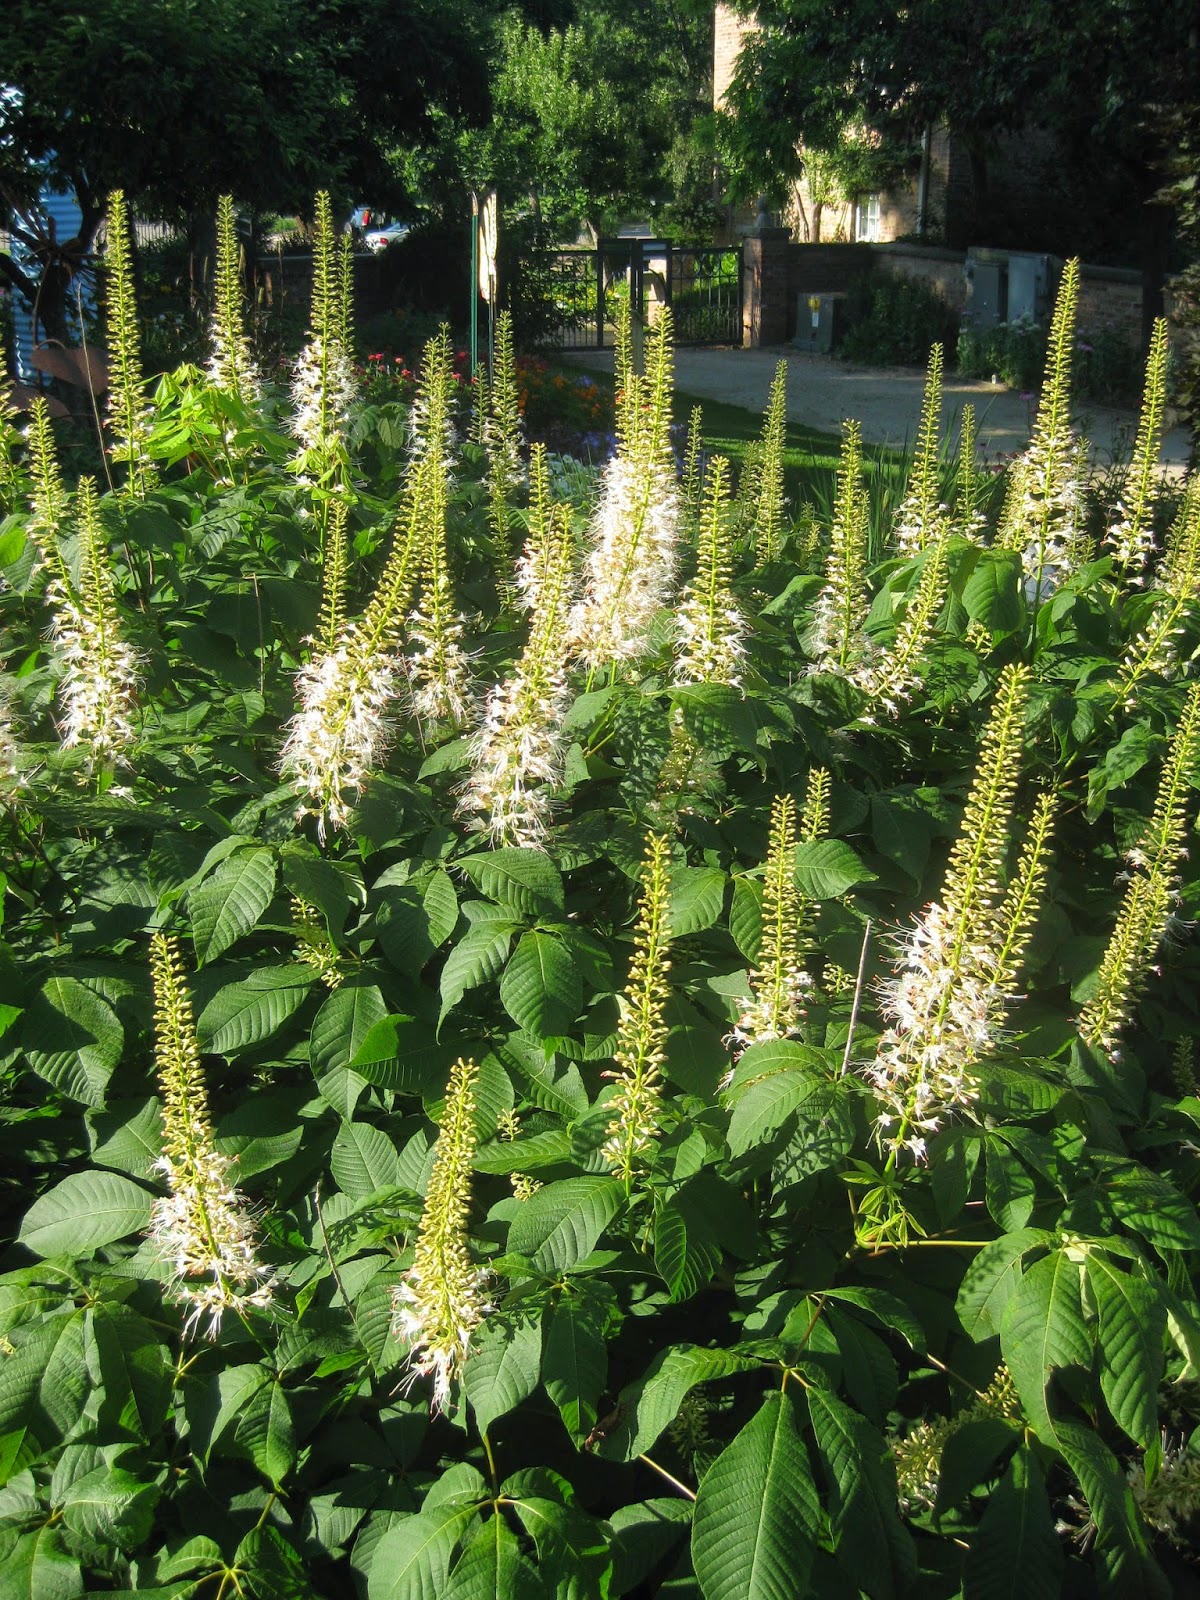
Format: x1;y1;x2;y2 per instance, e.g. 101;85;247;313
742;226;791;347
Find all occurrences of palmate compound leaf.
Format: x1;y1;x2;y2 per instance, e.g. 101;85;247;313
0;1312;89;1486
443;1512;548;1600
807;1388;916;1600
999;1248;1092;1443
963;1444;1062;1600
691;1390;821;1600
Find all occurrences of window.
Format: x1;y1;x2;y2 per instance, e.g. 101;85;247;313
854;195;882;243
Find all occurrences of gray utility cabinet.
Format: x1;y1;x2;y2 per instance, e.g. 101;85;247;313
793;292;846;353
964;248;1055;329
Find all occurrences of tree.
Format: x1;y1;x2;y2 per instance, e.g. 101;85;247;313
0;0;504;339
721;0;1199;324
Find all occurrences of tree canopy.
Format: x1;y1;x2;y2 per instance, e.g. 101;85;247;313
721;0;1199;293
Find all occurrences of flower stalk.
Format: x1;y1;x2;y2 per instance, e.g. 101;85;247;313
104;190;156;498
148;933;273;1336
207;194;260;403
391;1056;490;1412
603;831;675;1184
674;455;747;686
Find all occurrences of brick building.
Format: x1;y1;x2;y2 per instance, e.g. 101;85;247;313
713;3;1074;252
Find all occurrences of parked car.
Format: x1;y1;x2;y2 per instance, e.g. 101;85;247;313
363;221;409;253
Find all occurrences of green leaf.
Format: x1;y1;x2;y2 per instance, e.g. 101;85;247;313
672;683;757;758
497;1037;588;1118
956;1229;1053;1340
444;1514;545;1600
507;1177;623;1274
86;1303;171;1442
597;1345;759;1463
668;867;726;938
1083;1252;1165;1451
236;1526;312;1600
0;1314;88;1486
236;1376;295;1487
999;1249;1092;1442
197;966;312;1054
727;1068;826;1158
691;1390;820;1600
1103;1165;1200;1252
0;1526;83;1600
963;1445;1062;1600
331;1122;401;1200
311;983;388;1078
89;1097;163;1180
1054;1421;1169;1599
465;1307;543;1436
792;839;876;899
59;1464;158;1550
808;1388;916;1600
18;1171;153;1258
825;1307;897;1424
349;1015;453;1094
608;1499;692;1598
729;877;763;962
439;914;521;1024
458;849;564;919
22;976;123;1107
654;1184;725;1302
961;548;1023;632
984;1138;1037;1230
190;846;277;964
368;1504;478;1600
500;932;581;1040
821;1287;925;1353
542;1288;611;1444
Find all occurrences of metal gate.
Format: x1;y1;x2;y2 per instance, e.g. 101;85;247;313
520;239;743;350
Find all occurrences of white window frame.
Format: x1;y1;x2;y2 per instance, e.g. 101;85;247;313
854;194;882;242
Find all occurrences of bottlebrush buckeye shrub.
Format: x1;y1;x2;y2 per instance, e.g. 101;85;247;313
0;221;1197;1598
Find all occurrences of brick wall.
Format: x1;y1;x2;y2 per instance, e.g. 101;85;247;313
713;2;754;110
875;243;969;313
1077;265;1143;348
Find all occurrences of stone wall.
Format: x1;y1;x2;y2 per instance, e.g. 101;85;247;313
742;238;1162;352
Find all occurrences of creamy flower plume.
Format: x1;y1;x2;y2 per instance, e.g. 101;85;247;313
1080;683;1200;1058
603;831;675;1183
104;190;157;498
858;533;950;715
674;455;747;686
567;309;680;668
25;398;72;589
148;934;272;1336
458;485;574;846
207;195;261;402
751;361;788;565
391;1057;490;1412
1109;317;1169;583
808;420;878;679
728;793;812;1057
893;344;948;558
50;476;139;764
485;310;524;599
282;336;451;834
997;259;1086;601
867;667;1055;1160
290;193;356;454
405;330;471;729
1119;483;1200;705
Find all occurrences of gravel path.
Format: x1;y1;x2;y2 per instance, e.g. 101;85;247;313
562;345;1193;470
